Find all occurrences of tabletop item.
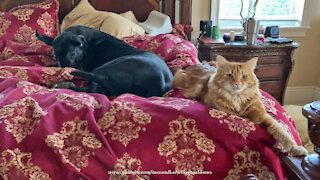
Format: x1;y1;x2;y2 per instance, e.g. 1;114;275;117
257;34;265;44
211;25;220;39
268;37;293;44
229;31;235;42
200;20;212;38
246;18;260;45
223;33;230;42
265;26;280;38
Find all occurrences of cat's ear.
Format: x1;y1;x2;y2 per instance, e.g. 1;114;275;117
246;57;258;69
216;55;229;68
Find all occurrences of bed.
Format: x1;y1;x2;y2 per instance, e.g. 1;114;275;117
0;0;303;179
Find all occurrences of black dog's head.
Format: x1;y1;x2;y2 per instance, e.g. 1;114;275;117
36;29;88;70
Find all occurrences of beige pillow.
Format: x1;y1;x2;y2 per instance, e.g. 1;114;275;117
120;11;139;24
61;0;145;38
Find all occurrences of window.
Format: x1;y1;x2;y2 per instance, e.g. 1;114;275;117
211;0;311;37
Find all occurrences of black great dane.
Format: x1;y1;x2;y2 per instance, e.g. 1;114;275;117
36;25;173;97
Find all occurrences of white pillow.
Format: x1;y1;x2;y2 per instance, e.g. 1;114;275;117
138;10;173;36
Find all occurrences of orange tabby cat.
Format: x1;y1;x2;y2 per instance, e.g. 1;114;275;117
173;56;307;156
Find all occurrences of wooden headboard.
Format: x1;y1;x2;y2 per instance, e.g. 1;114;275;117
0;0;192;25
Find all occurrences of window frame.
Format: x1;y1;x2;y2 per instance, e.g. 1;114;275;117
210;0;313;37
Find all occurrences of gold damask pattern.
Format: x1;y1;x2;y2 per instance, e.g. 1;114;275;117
39;55;57;66
56;93;102;111
0;69;13;78
0;17;11;37
0;97;48;143
40;2;52;10
12;67;28;81
5;54;29;63
0;67;28;81
12;9;34;22
150;97;194;111
46;117;102;172
17;81;54;95
41;67;74;86
110;153;150;180
224;146;276;180
162;34;183;44
37;12;54;36
14;24;34;43
261;96;278;116
158;115;215;180
13;24;43;52
122;35;152;45
167;54;194;73
209;109;227;119
98;101;152;147
168;43;192;53
0;47;13;60
146;40;162;52
209;109;256;139
0;148;51;180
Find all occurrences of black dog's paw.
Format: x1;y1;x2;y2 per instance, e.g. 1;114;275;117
70;71;78;76
51;82;77;89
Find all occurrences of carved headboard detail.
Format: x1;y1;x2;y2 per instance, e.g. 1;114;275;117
0;0;192;25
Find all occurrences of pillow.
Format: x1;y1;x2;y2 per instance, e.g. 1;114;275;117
120;11;139;24
138;10;173;36
0;0;59;55
61;0;145;38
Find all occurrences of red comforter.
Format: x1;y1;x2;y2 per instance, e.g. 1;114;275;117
0;33;301;180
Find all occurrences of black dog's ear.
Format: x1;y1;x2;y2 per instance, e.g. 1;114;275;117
35;29;54;46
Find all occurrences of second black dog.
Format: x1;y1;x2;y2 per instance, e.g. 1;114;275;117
36;25;173;97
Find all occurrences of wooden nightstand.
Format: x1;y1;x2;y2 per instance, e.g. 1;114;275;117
281;155;314;180
281;101;320;180
197;38;299;105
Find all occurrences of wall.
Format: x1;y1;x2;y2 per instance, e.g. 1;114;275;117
191;0;211;39
289;0;320;87
191;0;320;89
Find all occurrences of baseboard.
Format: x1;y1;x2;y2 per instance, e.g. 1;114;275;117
284;86;320;105
315;87;320;100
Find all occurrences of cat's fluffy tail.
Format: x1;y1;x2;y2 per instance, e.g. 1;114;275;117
172;69;188;89
172;69;206;98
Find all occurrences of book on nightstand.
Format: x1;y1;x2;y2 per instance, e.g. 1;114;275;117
198;37;225;45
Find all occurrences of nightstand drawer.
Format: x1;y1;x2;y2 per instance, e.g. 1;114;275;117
201;54;285;65
258;56;284;64
255;64;283;80
260;81;282;101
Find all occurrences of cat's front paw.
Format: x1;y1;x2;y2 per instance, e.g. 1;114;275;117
278;139;308;156
289;145;308;156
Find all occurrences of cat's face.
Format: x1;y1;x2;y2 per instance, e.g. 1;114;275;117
213;56;259;93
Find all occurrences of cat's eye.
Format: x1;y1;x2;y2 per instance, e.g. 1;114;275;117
242;74;247;78
227;74;233;78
